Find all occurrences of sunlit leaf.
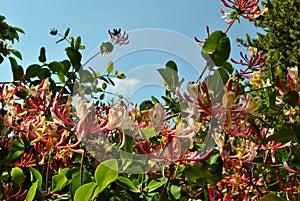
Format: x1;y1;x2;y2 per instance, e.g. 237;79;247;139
95;159;118;193
11;167;25;185
202;30;231;66
52;174;67;192
26;181;38;201
29;167;43;191
107;61;114;74
74;182;99;201
117;176;140;193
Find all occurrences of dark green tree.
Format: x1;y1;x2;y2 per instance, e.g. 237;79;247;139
239;0;300;77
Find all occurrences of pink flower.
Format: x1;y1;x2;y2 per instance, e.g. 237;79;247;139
221;0;265;24
108;28;129;46
231;49;266;73
13;150;36;167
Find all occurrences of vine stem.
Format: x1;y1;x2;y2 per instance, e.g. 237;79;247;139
158;165;174;201
224;19;235;34
80;150;85;186
45;153;52;193
81;52;101;68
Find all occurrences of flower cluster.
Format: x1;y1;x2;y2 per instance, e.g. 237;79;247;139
221;0;267;25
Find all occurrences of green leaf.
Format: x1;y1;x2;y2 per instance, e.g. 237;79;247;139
52;174;67;193
151;96;160;104
284;90;299;107
7;139;24;161
38;47;46;63
202;30;231;66
37;68;51;80
0;183;3;199
100;42;114;57
0;171;9;181
79;69;93;83
26;181;38;201
216;68;230;85
123;131;134;153
221;61;234;74
139;100;154;112
0;55;4;64
107;61;114;74
265;126;298;143
170;185;181;200
117;177;140;193
29;167;43;191
66;47;82;71
10;49;22;60
26;64;41;78
261;193;288;201
157;67;180;92
102;82;107;90
95;159;118;193
75;36;81;50
59;168;70;176
186;163;211;181
49;61;64;72
145;177;167;192
64;28;70;38
166;60;178;72
139;128;157;139
11;167;25;185
74;182;99;201
57;71;65;84
70;169;92;196
9;57;24;80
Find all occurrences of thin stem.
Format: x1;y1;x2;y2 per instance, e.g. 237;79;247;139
224;17;237;34
238;85;273;95
82;52;101;68
158;165;174;201
45;154;51;193
57;33;71;44
197;63;209;82
80;150;85;186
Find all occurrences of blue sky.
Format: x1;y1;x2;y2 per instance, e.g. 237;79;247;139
0;0;258;102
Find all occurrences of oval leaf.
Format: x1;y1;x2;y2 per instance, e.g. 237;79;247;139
52;174;67;193
11;167;25;185
48;61;64;72
95;159;118;193
117;177;140;193
202;30;230;66
26;181;38;201
145;177;167;192
66;47;82;71
107;61;114;74
26;64;41;78
29;167;43;191
74;182;99;201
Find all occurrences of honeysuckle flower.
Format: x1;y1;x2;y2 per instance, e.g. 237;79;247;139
50;90;75;127
108;101;132;130
249;70;262;86
221;0;265;24
13;150;36;167
284;109;296;123
231;49;266;73
75;97;90;119
108;28;129;46
287;66;298;80
248;46;257;57
262;78;272;88
222;87;236;109
283;161;300;174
